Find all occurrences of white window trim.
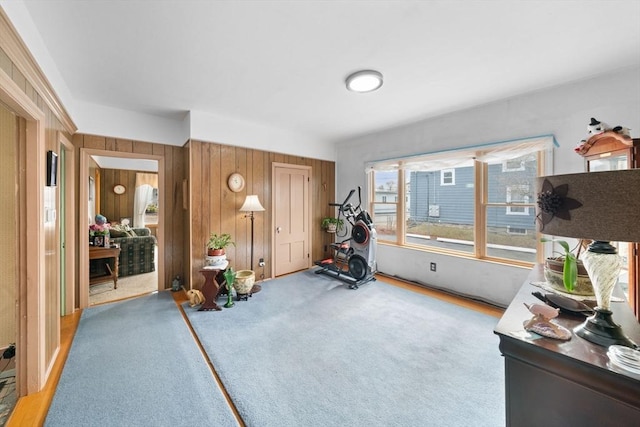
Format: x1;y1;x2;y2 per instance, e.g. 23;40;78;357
502;159;525;172
506;185;530;215
440;169;455;186
507;226;528;235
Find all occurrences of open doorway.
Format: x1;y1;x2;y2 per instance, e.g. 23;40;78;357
80;149;164;309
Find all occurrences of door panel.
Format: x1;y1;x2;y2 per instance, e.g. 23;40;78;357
274;165;310;276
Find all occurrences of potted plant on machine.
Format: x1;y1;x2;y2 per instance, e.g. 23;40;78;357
321;217;344;233
541;238;593;295
206;233;235;265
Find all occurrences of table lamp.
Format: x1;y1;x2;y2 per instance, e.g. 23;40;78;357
536;169;640;348
239;195;265;271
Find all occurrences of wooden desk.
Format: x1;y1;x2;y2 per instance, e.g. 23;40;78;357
89;245;121;289
199;260;228;311
494;266;640;426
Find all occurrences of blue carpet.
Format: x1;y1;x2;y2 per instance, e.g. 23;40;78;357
185;270;505;427
45;292;237;426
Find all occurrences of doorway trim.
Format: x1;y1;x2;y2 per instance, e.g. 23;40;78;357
59;133;76;315
79;148;165;309
0;66;47;394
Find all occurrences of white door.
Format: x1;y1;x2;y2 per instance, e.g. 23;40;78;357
273;164;310;276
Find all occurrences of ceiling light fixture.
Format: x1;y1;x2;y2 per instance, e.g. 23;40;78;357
345;70;383;93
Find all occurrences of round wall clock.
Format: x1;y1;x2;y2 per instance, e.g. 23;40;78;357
228;173;245;192
113;184;126;195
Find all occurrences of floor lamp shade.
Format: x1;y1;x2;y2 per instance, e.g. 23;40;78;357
240;195;265;213
239;195;265;271
536;169;640;347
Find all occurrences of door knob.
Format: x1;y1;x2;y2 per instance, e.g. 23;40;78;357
276;227;282;233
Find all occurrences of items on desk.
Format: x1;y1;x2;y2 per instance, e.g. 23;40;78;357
523;302;572;341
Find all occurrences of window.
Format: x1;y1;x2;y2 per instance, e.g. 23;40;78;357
506;185;531;215
507;226;527;235
441;169;455;186
372;170;399;240
502;159;525;172
367;136;553;265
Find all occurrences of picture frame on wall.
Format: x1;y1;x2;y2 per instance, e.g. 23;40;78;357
46;150;58;186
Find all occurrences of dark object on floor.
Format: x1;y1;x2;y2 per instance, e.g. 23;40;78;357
532;291;594;317
2;344;15;360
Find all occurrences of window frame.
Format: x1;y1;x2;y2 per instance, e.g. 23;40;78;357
505;184;531;216
440;169;455;186
368;144;549;268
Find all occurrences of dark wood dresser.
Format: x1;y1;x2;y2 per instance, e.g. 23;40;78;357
494;266;640;427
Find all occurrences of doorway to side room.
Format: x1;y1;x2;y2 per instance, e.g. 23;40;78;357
80;149;164;309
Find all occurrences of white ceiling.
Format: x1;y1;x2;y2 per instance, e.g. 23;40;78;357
5;1;640;152
92;155;158;172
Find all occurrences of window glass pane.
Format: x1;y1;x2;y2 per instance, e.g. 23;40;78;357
485;206;536;262
373;171;398;241
488;154;537;203
374;171;399;196
406;169;474;253
373;203;397;238
589;154;628;171
145;187;159;224
486;153;537;261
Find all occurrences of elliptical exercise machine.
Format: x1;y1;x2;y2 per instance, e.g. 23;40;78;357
314;186;377;289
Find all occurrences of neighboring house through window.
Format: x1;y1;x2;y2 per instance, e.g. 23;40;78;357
367;135;554;265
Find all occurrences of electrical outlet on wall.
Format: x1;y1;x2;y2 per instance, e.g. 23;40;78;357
430;262;436;272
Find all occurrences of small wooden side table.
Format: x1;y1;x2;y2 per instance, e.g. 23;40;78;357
89;245;121;289
199;260;229;311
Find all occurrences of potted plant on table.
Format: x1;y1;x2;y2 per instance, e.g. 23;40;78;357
206;233;235;265
541;238;593;295
321;217;344;233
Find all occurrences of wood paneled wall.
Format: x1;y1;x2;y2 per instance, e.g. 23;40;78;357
1;10;76;393
188;140;335;288
99;169;156;226
73;134;186;289
0;104;17;350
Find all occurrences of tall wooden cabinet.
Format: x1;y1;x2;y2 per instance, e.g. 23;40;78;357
578;131;639;318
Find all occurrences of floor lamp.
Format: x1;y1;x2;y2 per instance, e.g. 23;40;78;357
240;195;265;271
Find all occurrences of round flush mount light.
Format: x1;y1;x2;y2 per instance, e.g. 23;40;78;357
345;70;383;93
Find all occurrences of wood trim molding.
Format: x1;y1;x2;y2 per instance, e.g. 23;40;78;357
59;132;76;316
79;148;165;309
1;60;48;394
0;8;76;134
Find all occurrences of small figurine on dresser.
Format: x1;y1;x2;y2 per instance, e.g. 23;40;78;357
574;117;632;154
523;302;572;341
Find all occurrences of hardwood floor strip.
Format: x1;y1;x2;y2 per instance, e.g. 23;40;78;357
6;310;81;427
